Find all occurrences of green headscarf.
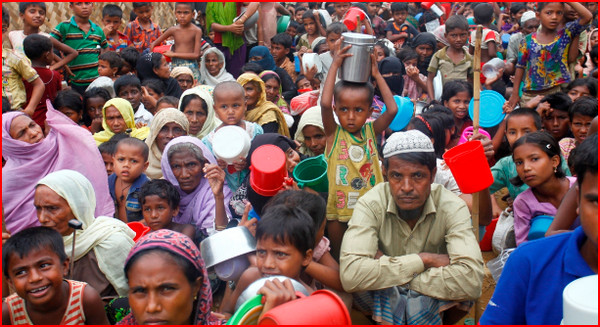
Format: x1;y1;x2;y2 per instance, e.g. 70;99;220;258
206;3;245;55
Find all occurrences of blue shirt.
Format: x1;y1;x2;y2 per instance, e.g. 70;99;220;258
480;227;595;325
108;173;149;222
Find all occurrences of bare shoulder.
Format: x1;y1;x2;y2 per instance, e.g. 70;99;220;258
81;283;110;325
2;300;12;325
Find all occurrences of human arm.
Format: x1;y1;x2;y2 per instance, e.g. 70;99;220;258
314;10;326;36
204;164;229;230
278;69;298;103
210;22;245;36
82;284;111;325
49;38;78;71
274;3;291;16
426;71;436;101
386;30;403;43
491;119;506;153
487;40;498;59
166;28;203;60
545;183;578;237
504;66;524;112
512;193;533;246
2;302;12;325
257;279;298;321
320;38;351;144
569;2;593;26
372;52;397;135
406;65;428;91
304;251;344;292
149;28;173;51
23;77;45;117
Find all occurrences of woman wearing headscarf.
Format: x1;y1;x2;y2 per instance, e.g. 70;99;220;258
205;2;247;78
145;108;190;180
178;86;220;140
93;98;150;146
171;66;196;92
294;106;326;157
136;52;183;98
248;46;298;103
409;32;438;76
378;57;405;96
36;169;135;300
199;47;236;87
259;70;290;114
118;230;223;325
2;101;114;235
161;136;232;241
237;73;291;137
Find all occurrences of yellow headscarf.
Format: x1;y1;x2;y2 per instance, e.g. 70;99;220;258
145;108;190;180
93;98;150;146
237;73;290;137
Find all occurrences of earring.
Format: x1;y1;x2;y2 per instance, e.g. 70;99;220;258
194;295;198;301
554;166;557;173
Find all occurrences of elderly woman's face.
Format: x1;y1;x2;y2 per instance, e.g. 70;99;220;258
157;122;187;153
243;82;261;109
34;185;76;236
169;150;204;193
205;52;222;77
128;251;200;325
175;74;194;92
105;106;127;134
9;115;44;144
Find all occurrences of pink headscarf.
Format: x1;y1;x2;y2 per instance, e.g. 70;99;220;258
160;136;232;236
2;101;114;234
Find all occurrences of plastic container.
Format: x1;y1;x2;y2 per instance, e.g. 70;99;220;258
381;95;414;132
227;294;264;325
153;44;172;63
562;275;598;325
212;126;251;165
342;7;366;31
468;90;506;128
302;53;322;73
294;54;301;73
479;217;498;251
482;58;505;79
214;255;250;281
293;154;328;192
127;222;150;242
339;32;376;83
258;290;351;325
527;215;554;241
442;141;493;194
249;145;288;196
458;126;491;145
277;15;291;34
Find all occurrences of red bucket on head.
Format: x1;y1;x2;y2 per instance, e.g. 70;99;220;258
342;7;366;31
258;290;351;325
250;145;288;197
127;222;150;242
442;141;493;194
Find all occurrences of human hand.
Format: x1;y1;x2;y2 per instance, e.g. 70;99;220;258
418;253;450;269
484;67;504;87
233;157;247;172
536;100;552;118
90;117;103;133
406;65;420;81
238;202;257;237
216;159;228;170
204;164;225;196
135;122;147;129
163;50;175;58
503;96;519;114
370;51;380;77
304;65;318;81
280;178;299;192
331;38;352;67
22;107;35;117
229;23;245;36
258;278;297;320
470;131;494;160
374;249;384;259
2;232;10;245
525;95;544;111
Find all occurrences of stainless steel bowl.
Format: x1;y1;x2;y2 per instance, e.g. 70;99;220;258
235;276;310;311
200;226;256;268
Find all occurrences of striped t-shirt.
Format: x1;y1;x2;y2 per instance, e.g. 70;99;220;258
51;17;108;86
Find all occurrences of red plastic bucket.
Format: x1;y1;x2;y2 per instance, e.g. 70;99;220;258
250;145;288;197
127;222;150;242
442;141;493;194
258;290;351;325
153;44;172;63
342;7;366;31
479;217;498;251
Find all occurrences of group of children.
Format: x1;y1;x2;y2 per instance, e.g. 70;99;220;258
2;1;599;325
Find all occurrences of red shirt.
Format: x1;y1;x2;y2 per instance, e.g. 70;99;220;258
23;67;62;128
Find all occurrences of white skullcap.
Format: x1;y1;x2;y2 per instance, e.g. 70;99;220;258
521;11;536;25
383;130;434;159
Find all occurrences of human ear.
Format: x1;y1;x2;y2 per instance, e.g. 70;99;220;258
172;206;180;217
302;249;313;267
62;258;70;278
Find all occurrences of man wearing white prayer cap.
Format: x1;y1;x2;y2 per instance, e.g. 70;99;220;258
339;130;484;325
505;10;540;74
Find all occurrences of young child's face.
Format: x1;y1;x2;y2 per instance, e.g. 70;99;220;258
513;143;559;188
367;2;382;17
182;98;208;135
204;52;223;77
34;185;76;236
571;114;594;145
506;115;538;148
302;125;326;156
374;45;386;63
285;148;300;174
270;43;289;62
567;85;591;102
333;88;374;134
334;3;350;17
157;122;187;153
590;30;598;49
537;3;563;30
104;105;127;133
86;96;106;121
295;10;306;23
69;2;93;19
512;8;527;24
542;108;570;141
174;4;194;26
296;77;311;91
142;195;179;231
443;91;471;121
101;152;114;175
98;60;117;78
403;58;418;68
118;85;142;110
286;26;298;38
58;106;82;124
445;28;469;50
325;32;341;54
102;15;122;35
392;10;408;25
20;5;46;28
113;143;149;183
303;17;317;36
578;170;598;246
6;247;68;307
133;5;153;23
256;236;311;279
264;78;281;103
213;88;246;126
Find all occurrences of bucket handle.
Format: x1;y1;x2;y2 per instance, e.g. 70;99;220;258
260;291;306;305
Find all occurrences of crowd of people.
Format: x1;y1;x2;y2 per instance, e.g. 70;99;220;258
2;1;598;325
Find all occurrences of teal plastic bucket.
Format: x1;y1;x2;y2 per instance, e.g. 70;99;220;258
292;154;329;193
528;215;554;241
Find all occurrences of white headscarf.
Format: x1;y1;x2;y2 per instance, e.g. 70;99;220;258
145;108;190;179
178;86;221;140
37;170;135;297
199;47;235;87
294;106;325;157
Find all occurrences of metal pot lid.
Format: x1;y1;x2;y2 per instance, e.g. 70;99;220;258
341;32;376;44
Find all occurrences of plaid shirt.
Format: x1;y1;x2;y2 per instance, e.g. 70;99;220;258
123;18;162;52
107;31;132;52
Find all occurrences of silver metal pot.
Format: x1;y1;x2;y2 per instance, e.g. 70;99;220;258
338;32;376;83
200;226;256;269
235;276;310;311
